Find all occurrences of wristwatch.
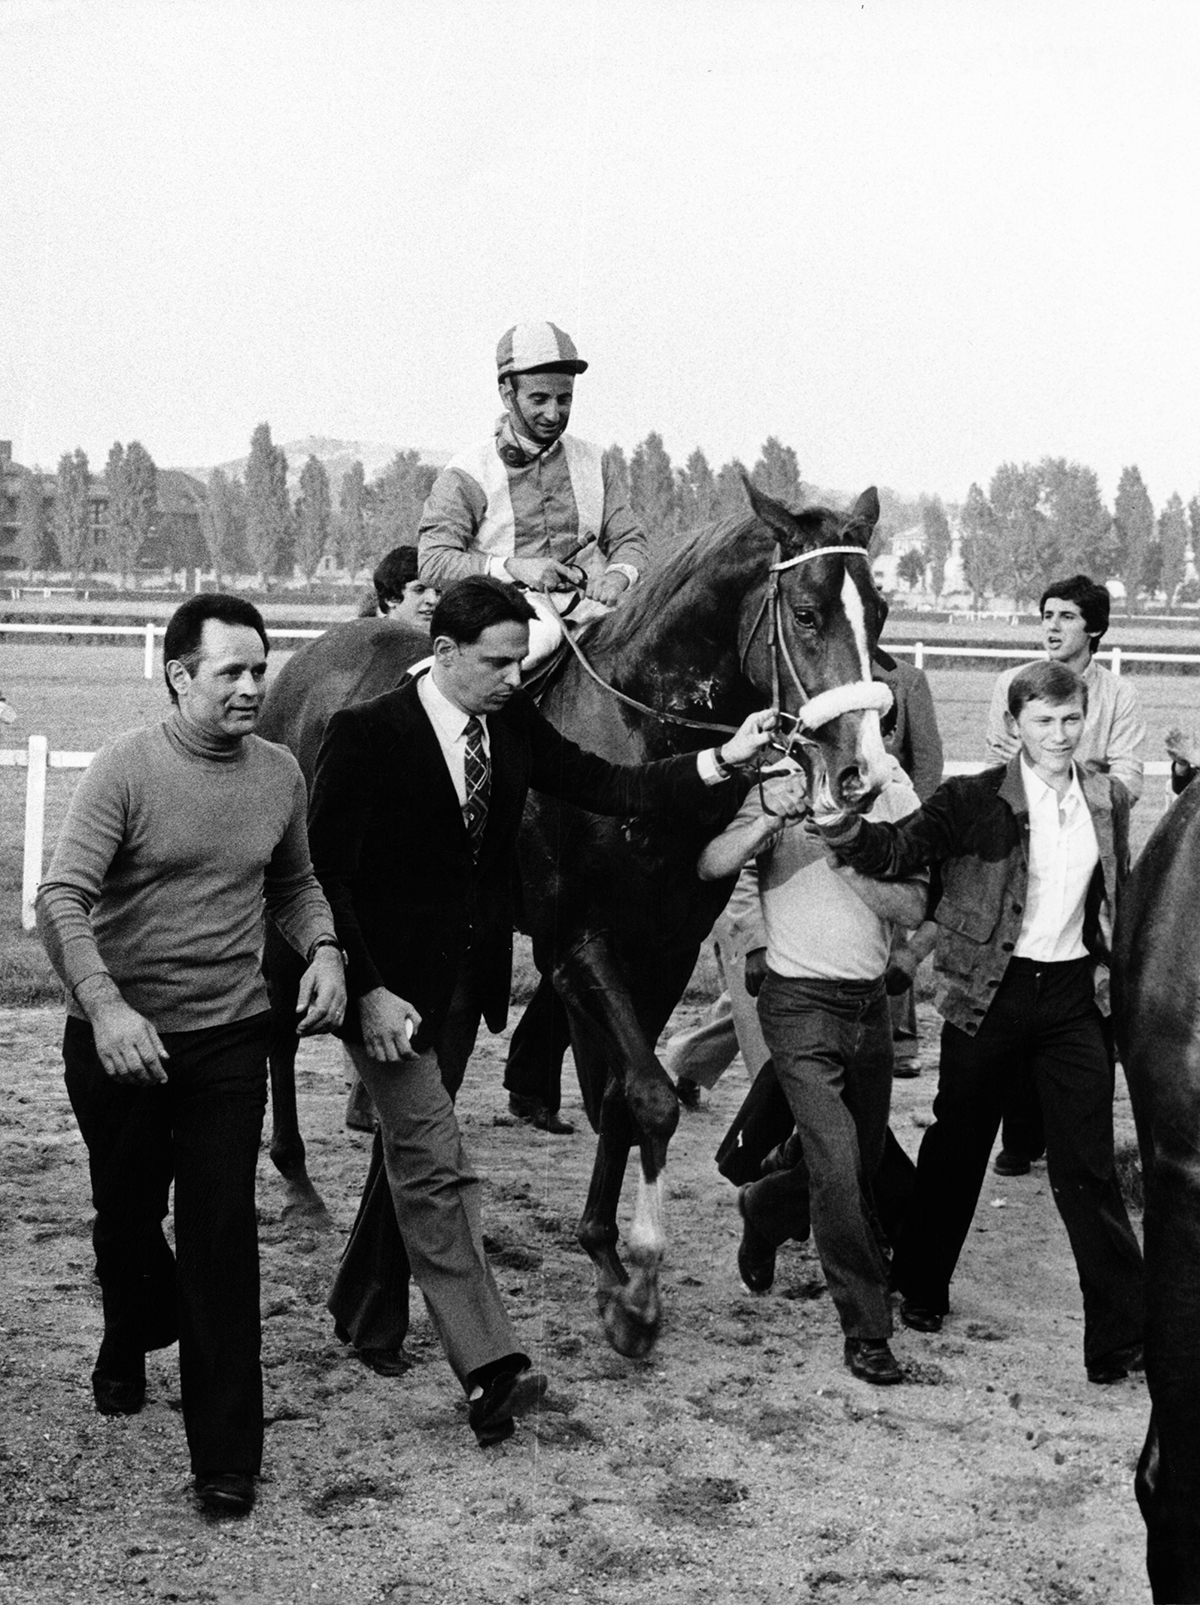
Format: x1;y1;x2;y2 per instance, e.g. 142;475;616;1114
307;936;343;963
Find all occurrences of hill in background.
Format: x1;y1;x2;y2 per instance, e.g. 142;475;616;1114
180;436;450;498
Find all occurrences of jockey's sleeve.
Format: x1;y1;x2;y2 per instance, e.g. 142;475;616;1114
597;453;649;583
416;467;492;586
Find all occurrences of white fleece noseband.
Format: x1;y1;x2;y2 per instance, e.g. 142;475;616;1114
797;679;893;732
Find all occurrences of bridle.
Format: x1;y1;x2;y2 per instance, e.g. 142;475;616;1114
554;539;892;813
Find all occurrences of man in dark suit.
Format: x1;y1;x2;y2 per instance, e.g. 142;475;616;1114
307;575;774;1446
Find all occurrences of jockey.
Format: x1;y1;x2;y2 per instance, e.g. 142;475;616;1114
417;322;648;661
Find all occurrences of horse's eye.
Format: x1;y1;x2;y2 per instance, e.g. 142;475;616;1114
792;608;818;630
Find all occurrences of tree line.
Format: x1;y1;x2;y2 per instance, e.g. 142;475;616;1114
20;424;1190;612
12;441;159;583
202;424;441;587
944;459;1198;612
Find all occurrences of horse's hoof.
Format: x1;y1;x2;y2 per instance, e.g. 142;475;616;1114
597;1284;660;1360
280;1179;332;1226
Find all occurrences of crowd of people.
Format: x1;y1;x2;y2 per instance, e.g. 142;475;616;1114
33;322;1183;1605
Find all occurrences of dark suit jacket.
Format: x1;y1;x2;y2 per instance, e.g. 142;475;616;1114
307;678;716;1053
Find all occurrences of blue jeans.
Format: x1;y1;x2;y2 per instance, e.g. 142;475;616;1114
748;974;894;1340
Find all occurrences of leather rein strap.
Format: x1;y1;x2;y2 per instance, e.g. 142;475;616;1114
555;540;876;753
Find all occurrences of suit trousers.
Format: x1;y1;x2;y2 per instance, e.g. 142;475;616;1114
63;1011;270;1477
327;972;523;1385
749;973;894;1340
893;957;1144;1366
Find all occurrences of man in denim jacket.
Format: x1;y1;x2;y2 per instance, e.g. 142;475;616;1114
814;661;1144;1384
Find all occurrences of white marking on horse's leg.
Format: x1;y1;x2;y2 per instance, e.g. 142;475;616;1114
627;1171;665;1265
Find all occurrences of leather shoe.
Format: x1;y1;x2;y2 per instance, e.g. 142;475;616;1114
507;1094;575;1135
92;1370;146;1416
899;1299;943;1334
993;1149;1032;1177
194;1472;254;1516
736;1186;776;1294
467;1365;547;1447
844;1338;904;1385
334;1321;413;1377
1087;1341;1145;1385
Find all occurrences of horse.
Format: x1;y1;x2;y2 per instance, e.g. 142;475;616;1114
258;482;893;1354
1112;776;1200;1601
256;613;432;1213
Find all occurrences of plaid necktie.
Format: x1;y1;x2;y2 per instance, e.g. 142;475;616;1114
463;715;490;857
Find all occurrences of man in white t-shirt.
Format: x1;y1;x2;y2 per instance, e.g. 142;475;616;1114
698;762;926;1385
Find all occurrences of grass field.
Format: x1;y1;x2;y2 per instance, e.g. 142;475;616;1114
2;643;1198;1004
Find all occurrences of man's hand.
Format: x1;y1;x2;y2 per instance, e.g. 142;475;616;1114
585;570;630;607
295;947;347;1036
88;997;169;1086
718;709;779;770
992;725;1020;759
359;986;422;1063
504;555;581;592
761;770;809;821
744;948;769;997
803;809;862;851
1166;725;1200;767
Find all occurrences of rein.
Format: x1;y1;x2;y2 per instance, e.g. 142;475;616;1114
553;539;887;812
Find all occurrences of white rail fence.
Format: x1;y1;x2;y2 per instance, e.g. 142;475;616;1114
0;622;324;678
0;736;1179;932
5;620;1200;677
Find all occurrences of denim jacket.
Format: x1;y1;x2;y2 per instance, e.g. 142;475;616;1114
826;756;1129;1034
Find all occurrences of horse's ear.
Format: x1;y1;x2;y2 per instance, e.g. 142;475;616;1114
844;487;880;546
741;472;798;543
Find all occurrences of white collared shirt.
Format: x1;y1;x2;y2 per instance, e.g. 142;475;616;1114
1015;759;1098;961
418;670;491;807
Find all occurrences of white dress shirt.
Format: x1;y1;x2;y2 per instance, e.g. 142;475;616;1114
1015;760;1098;961
418;670;491;807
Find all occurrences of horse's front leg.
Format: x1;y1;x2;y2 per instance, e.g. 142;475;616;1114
554;931;678;1359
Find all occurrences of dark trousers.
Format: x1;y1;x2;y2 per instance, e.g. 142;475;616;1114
504;977;571;1114
63;1011;270;1477
749;973;894;1340
893;958;1144;1366
328;971;523;1385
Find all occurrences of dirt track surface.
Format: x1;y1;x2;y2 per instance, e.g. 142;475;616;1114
0;1002;1151;1604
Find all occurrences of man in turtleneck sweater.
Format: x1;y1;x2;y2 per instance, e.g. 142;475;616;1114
36;594;345;1518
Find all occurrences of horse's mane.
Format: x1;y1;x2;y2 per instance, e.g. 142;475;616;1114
591;499;845;653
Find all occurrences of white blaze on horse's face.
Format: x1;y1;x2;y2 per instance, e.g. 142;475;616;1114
838;568;891;806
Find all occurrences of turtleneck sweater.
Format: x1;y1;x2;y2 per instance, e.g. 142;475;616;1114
36;711;336;1031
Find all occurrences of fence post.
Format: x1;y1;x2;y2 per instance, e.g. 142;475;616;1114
22;735;48;931
913;641;925;671
143;622;155;680
1110;645;1122;677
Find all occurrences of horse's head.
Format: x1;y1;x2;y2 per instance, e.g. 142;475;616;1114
739;482;891;814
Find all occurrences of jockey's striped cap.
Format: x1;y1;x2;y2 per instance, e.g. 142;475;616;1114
496;322;588;379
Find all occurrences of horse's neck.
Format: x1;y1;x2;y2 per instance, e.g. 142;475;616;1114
602;547;764;727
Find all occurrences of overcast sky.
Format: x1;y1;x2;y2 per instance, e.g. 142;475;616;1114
3;0;1197;506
